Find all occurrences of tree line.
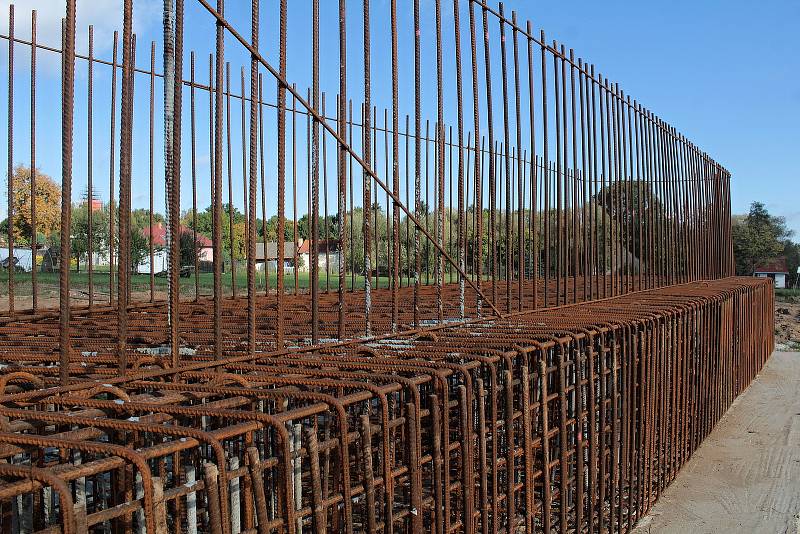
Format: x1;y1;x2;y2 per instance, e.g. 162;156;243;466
5;165;796;283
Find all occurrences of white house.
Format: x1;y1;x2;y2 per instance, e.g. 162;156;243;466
0;246;35;271
137;223;213;274
753;257;789;289
297;239;341;273
255;241;298;273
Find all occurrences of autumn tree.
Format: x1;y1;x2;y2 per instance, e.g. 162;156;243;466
2;165;61;245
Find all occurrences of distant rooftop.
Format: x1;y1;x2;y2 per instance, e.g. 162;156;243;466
753;257;788;274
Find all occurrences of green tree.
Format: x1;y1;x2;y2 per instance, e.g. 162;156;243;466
595;181;667;273
179;229;202;267
128;226;150;272
732;202;793;276
260;214;296;242
70;203;110;271
183;204;244;261
131;208;164;231
783;240;800;287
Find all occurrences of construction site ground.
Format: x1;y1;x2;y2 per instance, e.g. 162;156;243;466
633;349;800;534
775;297;800;351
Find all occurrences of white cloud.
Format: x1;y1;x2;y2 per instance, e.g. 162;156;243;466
0;0;159;72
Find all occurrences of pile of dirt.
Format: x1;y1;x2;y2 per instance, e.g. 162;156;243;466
774;300;800;350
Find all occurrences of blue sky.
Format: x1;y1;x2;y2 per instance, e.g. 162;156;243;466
1;0;798;236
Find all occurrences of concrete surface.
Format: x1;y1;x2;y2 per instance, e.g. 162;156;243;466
632;351;800;534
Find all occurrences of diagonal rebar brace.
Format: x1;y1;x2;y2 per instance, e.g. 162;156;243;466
194;0;502;318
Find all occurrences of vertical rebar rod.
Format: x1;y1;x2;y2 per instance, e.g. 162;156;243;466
294;87;300;295
633;100;643;291
163;0;176;315
116;0;134;375
88;25;95;308
239;68;248;250
452;0;466;319
569;49;578;304
58;2;75;385
311;0;320;343
598;71;607;298
435;0;445;322
469;4;482;315
348;100;354;292
338;0;348;337
482;6;497;309
610;81;621;296
578;58;588;302
213;0;224;361
406;113;411;289
540;30;549;308
621;91;633;293
6;5;13;314
553;43;563;306
559;44;569;305
148;40;154;303
169;0;184;368
322;95;329;293
526;21;537;309
275;0;285;347
512;11;523;312
225;62;235;297
29;10;37;311
108;32;118;305
362;0;372;335
246;0;260;353
260;76;267;297
413;0;421;325
498;3;511;314
190;52;199;301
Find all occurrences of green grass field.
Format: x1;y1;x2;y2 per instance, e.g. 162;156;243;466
775;287;800;302
0;268;466;302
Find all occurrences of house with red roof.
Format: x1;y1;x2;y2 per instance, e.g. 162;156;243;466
138;222;213;274
297;238;341;273
753;257;789;289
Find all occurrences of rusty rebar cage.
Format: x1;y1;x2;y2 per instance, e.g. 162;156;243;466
0;278;774;533
0;1;768;533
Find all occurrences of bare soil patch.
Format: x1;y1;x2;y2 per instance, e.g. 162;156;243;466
775;300;800;350
633;351;800;533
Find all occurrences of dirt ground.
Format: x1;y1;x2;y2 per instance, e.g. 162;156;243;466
632;350;800;534
0;290;169;311
775;300;800;350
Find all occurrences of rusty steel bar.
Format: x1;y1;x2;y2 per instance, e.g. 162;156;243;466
115;0;134;376
170;0;184;368
213;0;224;361
148;39;155;303
29;11;37;311
6;4;13;315
246;1;258;351
89;25;96;308
58;1;75;386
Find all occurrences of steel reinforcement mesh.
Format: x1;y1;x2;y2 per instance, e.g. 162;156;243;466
0;277;773;533
0;2;770;532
